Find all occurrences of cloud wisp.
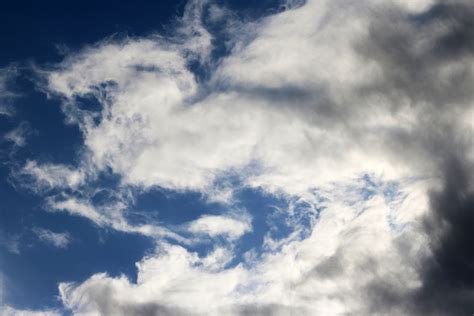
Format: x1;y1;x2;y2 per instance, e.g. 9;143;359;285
0;66;18;117
32;227;71;249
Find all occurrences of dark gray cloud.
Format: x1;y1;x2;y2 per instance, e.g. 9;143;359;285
231;303;310;316
354;1;474;315
356;1;474;110
363;154;473;316
422;1;474;58
285;1;473;314
310;250;344;280
414;154;474;316
117;303;190;316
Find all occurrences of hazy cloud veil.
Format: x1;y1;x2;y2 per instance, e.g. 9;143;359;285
1;0;473;315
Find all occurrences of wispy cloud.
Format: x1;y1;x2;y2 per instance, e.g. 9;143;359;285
57;178;431;315
0;234;21;255
47;196;187;242
32;227;71;249
16;160;86;192
0;65;19;117
4;122;32;147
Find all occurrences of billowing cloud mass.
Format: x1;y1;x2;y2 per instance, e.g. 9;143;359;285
5;0;473;315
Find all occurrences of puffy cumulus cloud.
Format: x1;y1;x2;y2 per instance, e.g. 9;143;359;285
57;178;432;315
187;213;252;240
40;0;473;198
20;0;474;314
32;227;71;249
42;0;392;195
59;243;245;316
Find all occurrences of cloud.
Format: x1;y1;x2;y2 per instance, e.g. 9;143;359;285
7;0;471;314
48;198;104;225
57;178;432;315
0;306;61;316
0;104;14;117
4;122;32;147
32;227;71;249
58;243;246;316
41;0;467;200
0;234;21;255
350;1;474;314
405;156;474;315
0;66;18;117
187;214;252;240
17;160;86;191
47;197;186;242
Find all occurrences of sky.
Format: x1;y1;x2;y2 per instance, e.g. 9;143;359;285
0;0;472;315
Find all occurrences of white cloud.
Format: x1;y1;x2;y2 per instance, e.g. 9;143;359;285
57;178;431;315
19;160;86;191
392;0;434;13
4;122;31;147
32;227;71;249
47;197;187;242
59;243;247;316
48;198;104;225
40;0;457;201
0;306;61;316
187;214;251;240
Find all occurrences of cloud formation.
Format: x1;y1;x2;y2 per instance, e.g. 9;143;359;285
7;0;473;314
32;227;71;249
0;66;18;117
0;306;60;316
57;179;431;315
187;214;252;240
4;122;31;147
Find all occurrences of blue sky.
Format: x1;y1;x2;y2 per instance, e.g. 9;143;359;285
0;0;473;315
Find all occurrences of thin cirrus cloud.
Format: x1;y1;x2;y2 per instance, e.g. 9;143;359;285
3;122;31;148
32;227;71;249
46;196;187;242
3;0;473;315
0;66;18;117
